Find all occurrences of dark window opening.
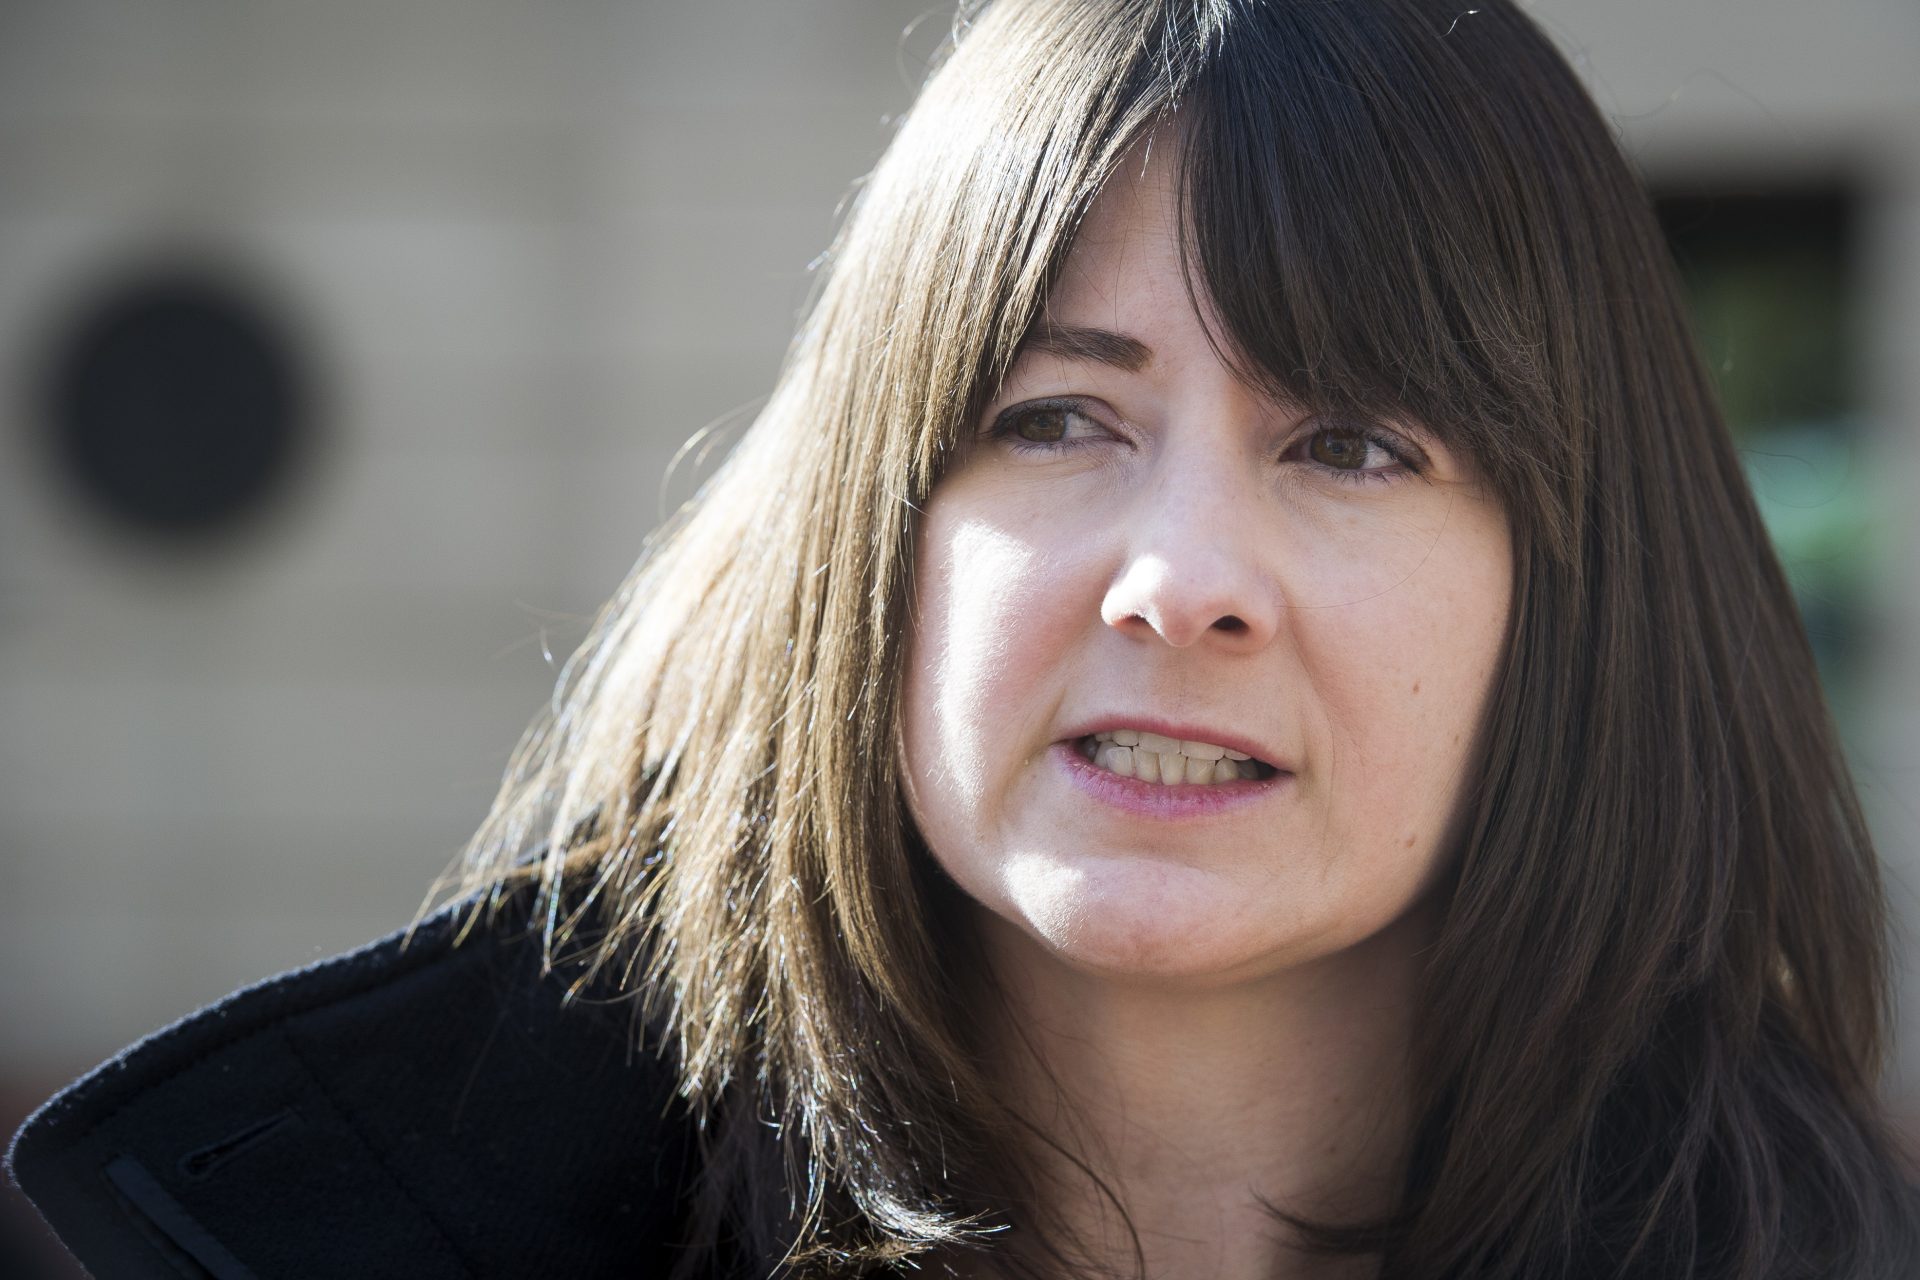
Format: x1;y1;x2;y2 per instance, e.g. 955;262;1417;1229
37;268;313;542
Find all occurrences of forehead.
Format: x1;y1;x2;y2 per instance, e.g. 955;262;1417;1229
1048;139;1183;314
1030;136;1233;364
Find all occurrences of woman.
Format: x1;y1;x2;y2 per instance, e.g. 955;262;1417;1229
12;0;1918;1276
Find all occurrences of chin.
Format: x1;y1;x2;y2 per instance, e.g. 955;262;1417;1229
986;852;1337;988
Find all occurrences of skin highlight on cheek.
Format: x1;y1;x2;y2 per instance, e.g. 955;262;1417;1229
907;511;1075;839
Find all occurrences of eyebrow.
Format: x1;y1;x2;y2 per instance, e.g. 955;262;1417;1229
1017;322;1154;373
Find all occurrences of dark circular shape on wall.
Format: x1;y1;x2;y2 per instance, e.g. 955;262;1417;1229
40;269;310;538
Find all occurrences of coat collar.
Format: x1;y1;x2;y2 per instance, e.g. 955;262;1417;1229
7;889;700;1278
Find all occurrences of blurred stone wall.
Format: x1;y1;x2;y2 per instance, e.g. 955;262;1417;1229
0;0;942;1085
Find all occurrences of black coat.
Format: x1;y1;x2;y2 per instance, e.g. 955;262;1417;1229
6;893;704;1278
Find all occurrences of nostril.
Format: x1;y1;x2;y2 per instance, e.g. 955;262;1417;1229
1213;615;1248;634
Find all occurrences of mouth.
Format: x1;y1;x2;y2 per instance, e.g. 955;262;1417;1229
1073;729;1282;786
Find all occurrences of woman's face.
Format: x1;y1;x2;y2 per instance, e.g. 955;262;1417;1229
900;144;1512;986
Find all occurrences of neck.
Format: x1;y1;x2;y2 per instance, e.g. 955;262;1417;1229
967;908;1431;1280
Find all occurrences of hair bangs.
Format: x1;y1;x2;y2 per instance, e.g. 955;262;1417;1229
1172;2;1576;535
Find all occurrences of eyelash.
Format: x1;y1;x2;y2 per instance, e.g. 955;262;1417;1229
985;398;1421;487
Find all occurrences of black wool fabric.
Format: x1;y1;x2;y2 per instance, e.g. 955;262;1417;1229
6;889;701;1278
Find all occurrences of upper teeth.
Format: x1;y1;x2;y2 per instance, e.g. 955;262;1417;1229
1086;729;1260;785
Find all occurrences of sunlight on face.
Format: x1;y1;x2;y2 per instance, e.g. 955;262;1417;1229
899;139;1512;988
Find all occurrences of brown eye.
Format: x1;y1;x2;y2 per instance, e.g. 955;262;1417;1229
1308;425;1372;469
991;400;1101;449
1013;406;1073;443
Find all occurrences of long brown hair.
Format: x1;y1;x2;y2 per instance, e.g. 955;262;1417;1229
435;1;1920;1275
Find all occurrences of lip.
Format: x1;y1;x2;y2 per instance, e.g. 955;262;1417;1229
1050;741;1290;821
1056;715;1291;773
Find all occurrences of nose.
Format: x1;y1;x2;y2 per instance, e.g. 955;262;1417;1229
1099;469;1281;650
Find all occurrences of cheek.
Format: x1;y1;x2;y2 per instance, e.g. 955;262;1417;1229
1293;518;1511;848
901;506;1088;829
